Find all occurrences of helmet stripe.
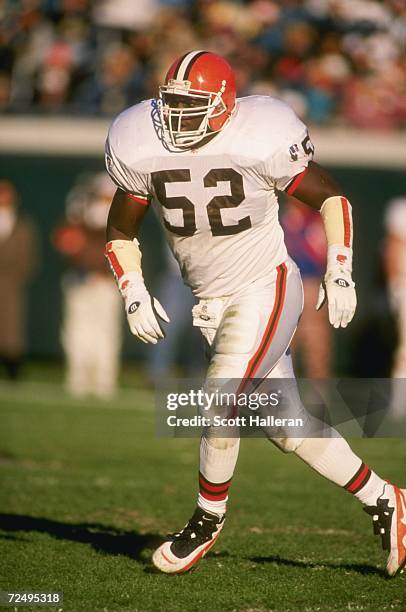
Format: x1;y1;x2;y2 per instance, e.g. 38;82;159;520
172;51;192;79
184;50;208;80
175;50;207;80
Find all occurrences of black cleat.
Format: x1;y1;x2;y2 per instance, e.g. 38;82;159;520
152;507;225;573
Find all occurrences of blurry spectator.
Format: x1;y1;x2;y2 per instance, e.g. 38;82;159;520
384;196;406;417
93;0;159;32
0;0;404;126
74;44;145;115
305;53;350;123
53;173;122;399
281;194;331;378
143;10;200;98
0;179;39;381
7;1;55;111
36;41;75;110
147;245;205;380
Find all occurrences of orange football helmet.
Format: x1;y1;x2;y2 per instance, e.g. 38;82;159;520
158;50;236;148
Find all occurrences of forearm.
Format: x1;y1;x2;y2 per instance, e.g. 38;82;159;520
320;195;353;271
105;239;143;285
316;196;356;328
105;188;150;284
106;224;132;242
292;162;354;269
292;162;356;327
104;188;169;343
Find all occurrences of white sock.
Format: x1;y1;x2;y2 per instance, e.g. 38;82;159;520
294;436;386;505
353;470;386;506
197;435;240;516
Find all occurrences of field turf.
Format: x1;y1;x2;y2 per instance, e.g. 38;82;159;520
1;373;406;611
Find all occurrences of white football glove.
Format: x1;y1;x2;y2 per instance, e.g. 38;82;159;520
119;273;170;344
316;264;356;329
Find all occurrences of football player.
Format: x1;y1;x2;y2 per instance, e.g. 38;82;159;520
104;51;406;575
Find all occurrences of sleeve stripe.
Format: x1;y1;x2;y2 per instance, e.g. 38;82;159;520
341;196;351;247
128;194;150;206
286;168;308;195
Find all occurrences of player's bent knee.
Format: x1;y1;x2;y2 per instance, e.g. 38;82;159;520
270;436;304;453
203;431;239;450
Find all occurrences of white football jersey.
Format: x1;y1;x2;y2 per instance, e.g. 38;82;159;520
105;95;314;298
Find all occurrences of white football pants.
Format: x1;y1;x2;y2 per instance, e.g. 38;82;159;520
196;257;311;448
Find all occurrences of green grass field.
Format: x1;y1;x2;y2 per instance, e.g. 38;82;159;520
1;374;406;611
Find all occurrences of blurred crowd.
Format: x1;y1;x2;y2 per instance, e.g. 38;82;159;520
0;0;405;128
